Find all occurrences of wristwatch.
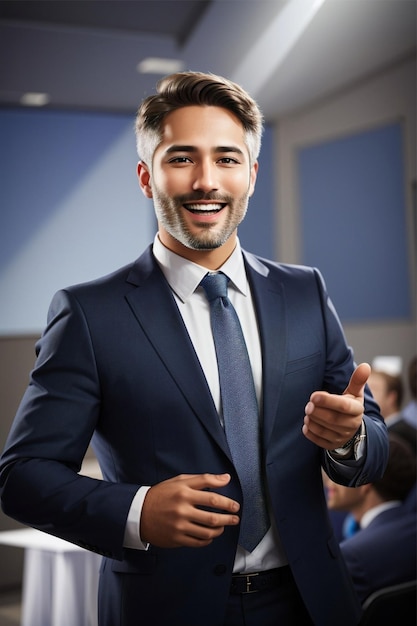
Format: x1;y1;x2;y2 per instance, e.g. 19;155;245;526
331;421;366;459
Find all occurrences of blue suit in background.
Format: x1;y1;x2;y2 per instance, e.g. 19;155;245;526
340;486;417;604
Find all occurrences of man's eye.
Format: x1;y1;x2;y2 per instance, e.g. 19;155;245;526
218;157;239;164
168;156;191;164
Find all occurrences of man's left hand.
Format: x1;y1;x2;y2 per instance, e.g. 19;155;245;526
302;362;370;450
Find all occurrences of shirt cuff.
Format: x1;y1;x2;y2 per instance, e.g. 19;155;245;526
123;486;151;550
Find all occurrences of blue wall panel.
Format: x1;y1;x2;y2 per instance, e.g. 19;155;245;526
297;122;411;322
0;108;156;334
1;108;138;268
0;109;275;334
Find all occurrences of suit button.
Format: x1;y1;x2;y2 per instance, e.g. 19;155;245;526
213;564;227;576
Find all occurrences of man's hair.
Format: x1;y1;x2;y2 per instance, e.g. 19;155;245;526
135;71;264;166
373;434;416;501
373;370;404;410
408;355;416;399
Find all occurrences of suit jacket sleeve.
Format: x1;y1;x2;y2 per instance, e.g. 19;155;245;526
0;287;139;559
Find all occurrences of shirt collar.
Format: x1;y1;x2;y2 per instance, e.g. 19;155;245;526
360;501;401;529
152;234;248;303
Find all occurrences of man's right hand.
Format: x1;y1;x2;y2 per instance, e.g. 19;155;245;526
140;473;240;548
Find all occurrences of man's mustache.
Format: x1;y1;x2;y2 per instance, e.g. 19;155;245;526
175;192;231;203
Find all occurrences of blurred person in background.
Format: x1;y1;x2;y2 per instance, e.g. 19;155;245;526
367;369;403;425
401;356;417;429
324;433;416;604
369;368;416;452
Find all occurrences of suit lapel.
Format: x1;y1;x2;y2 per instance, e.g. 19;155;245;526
125;247;230;456
244;252;287;446
125;246;286;455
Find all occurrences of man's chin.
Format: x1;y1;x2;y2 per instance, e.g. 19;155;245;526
174;228;228;251
184;236;227;251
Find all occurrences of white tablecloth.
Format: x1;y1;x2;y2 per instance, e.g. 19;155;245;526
0;528;101;626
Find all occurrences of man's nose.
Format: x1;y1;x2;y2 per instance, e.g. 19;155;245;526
192;159;219;192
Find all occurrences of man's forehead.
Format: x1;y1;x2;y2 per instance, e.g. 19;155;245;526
157;105;248;153
161;105;244;133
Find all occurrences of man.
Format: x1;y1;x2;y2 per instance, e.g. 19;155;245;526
368;369;416;452
0;72;388;626
368;370;403;425
402;355;417;428
324;434;416;604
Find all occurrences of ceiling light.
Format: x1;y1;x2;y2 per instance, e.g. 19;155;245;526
137;57;185;75
20;92;50;107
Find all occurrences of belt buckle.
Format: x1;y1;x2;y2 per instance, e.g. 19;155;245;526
243;572;259;594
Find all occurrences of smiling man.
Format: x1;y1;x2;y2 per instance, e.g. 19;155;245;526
137;100;258;266
0;71;388;626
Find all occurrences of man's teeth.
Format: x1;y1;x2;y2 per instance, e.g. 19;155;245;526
185;203;224;213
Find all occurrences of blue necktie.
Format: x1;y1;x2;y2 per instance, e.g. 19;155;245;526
343;513;360;538
200;272;270;552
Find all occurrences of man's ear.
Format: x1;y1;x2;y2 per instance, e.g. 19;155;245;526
248;160;258;198
137;161;153;198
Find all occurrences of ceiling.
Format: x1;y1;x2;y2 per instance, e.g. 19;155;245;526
0;0;416;121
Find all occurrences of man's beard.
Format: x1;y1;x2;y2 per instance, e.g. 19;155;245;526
152;187;250;250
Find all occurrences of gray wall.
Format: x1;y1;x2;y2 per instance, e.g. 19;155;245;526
0;336;36;588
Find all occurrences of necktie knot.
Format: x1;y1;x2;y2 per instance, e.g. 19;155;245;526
200;272;228;302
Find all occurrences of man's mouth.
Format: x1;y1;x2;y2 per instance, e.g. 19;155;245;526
183;203;226;214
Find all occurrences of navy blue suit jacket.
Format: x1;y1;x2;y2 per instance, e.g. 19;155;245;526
0;245;388;626
340;491;417;603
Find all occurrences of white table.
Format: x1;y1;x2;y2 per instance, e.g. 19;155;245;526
0;528;101;626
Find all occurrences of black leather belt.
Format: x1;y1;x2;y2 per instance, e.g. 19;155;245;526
230;566;292;594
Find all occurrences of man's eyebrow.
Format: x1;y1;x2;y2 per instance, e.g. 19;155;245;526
216;145;245;156
165;145;245;155
165;145;196;154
